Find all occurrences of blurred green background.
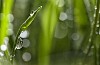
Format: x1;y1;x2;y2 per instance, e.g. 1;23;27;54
0;0;100;65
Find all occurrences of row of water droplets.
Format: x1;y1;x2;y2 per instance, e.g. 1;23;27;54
55;0;75;39
95;1;100;64
88;3;100;44
9;10;35;61
10;30;30;61
0;13;31;62
95;6;100;35
0;13;14;58
13;5;42;51
0;13;15;63
10;5;43;62
84;1;100;56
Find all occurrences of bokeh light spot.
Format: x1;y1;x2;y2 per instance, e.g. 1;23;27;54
22;52;31;62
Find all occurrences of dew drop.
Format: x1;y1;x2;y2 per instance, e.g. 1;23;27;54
94;14;96;17
15;37;23;49
96;24;99;27
7;14;14;22
0;52;4;56
20;30;29;38
23;39;30;48
10;58;12;61
11;54;15;57
8;23;13;29
22;52;31;62
96;31;99;35
71;33;79;41
10;54;15;61
89;38;91;42
30;13;33;17
59;12;67;21
4;37;9;45
97;20;99;23
7;29;13;35
56;0;65;7
0;45;7;51
15;44;22;49
94;6;97;10
10;54;15;58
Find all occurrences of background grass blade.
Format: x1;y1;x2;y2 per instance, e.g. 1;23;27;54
74;0;90;51
0;0;14;61
0;0;13;44
38;0;60;65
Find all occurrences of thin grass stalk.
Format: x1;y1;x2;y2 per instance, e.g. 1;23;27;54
0;0;14;61
85;0;100;65
0;0;13;45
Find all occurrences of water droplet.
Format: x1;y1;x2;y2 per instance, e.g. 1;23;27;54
96;24;99;27
71;33;79;41
30;13;33;17
10;54;15;61
23;39;30;48
8;23;13;29
15;42;23;49
59;12;67;21
7;14;14;22
94;6;97;10
94;14;96;17
56;0;65;7
22;52;31;62
0;45;7;51
15;37;23;49
20;30;29;38
10;58;12;61
4;37;9;45
10;54;15;58
0;52;4;56
96;31;99;35
7;29;13;35
97;20;99;23
15;44;23;49
89;38;91;42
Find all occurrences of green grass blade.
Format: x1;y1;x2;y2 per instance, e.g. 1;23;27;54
0;0;13;45
10;6;42;61
0;0;14;61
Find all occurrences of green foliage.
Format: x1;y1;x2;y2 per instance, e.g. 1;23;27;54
38;1;60;65
0;0;13;45
0;0;14;62
0;0;100;65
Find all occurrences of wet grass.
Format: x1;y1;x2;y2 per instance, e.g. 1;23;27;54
0;0;100;65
